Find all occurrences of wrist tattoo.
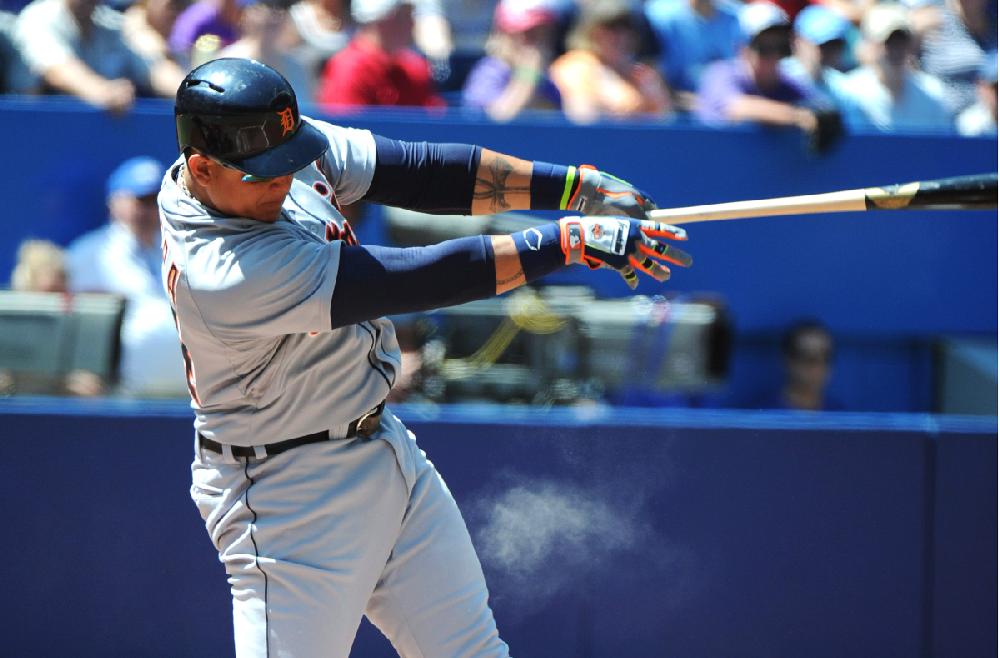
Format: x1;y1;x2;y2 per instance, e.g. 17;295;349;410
474;158;528;212
496;269;525;287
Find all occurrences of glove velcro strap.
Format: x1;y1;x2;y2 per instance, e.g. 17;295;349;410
564;164;593;211
559;220;586;265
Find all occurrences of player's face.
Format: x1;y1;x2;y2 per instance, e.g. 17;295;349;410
190;154;294;222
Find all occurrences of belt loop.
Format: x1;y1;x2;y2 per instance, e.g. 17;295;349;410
222;443;236;462
253;445;268;460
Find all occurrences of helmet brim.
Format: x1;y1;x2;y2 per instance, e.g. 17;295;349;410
228;120;329;178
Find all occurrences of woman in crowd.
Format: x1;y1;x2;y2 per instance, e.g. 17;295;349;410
549;0;672;123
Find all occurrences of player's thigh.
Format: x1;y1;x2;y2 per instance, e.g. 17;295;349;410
193;437;409;658
365;454;510;658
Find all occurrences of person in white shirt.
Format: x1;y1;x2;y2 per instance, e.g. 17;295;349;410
839;3;954;133
957;52;997;135
13;0;182;112
67;156;187;397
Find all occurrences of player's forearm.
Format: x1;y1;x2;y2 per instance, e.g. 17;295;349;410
490;222;569;294
364;137;579;215
329;224;564;328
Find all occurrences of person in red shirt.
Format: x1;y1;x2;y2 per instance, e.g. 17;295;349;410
317;0;445;109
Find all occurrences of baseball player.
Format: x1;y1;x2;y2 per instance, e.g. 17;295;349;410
160;57;691;658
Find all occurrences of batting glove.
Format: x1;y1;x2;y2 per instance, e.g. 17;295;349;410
565;165;657;219
558;216;692;289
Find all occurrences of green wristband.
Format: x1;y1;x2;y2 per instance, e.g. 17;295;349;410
559;165;577;210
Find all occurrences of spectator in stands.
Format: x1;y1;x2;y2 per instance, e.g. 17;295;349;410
957;51;997;135
822;0;877;26
121;0;189;66
784;4;870;130
6;240;106;396
66;156;186;397
13;0;182;112
643;0;742;106
317;0;445;109
12;239;68;293
168;0;249;67
760;0;810;23
287;0;352;85
549;0;672;123
696;4;821;131
219;0;315;99
411;0;452;72
0;7;17;92
768;319;843;411
462;0;562;121
435;0;495;59
839;3;953;132
67;156;163;299
918;0;997;115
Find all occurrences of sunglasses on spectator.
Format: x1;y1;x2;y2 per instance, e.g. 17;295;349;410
791;349;832;365
884;29;912;46
599;16;635;32
818;38;846;52
753;40;792;58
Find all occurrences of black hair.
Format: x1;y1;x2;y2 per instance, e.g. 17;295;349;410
781;319;833;359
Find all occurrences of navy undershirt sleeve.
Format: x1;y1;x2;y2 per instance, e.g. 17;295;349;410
329;224;565;329
365;135;482;214
529;161;572;209
330;236;493;328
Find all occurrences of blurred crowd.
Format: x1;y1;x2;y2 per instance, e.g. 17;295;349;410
4;152;849;412
0;0;996;136
0;0;994;405
6;156;188;398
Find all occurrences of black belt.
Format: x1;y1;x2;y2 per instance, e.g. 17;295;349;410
199;401;386;459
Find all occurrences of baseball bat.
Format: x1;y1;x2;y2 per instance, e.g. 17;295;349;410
647;173;998;225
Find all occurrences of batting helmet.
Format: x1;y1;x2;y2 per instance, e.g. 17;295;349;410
175;58;328;178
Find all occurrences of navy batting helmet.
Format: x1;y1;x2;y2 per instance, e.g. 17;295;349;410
175;58;328;178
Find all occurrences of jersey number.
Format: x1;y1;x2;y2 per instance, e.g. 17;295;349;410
166;261;202;406
325;220;358;246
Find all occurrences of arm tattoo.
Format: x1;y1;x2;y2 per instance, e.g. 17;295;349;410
496;269;526;287
473;158;529;212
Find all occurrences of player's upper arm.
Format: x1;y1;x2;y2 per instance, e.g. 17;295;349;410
187;232;342;339
305;117;377;205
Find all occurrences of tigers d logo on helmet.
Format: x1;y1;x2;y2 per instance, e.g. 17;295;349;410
277;107;296;136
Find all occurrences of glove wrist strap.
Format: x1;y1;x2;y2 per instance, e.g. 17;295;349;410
559;219;585;265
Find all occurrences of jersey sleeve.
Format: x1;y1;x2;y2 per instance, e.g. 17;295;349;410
304;117;377;205
188;230;342;339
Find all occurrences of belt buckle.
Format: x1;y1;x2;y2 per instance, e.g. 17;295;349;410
355;406;381;437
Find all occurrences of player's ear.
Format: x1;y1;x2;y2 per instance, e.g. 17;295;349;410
187;153;215;185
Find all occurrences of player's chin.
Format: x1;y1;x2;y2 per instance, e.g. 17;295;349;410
254;196;287;221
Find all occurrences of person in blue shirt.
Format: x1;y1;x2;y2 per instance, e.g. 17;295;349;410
67;156;188;396
644;0;742;101
783;4;871;131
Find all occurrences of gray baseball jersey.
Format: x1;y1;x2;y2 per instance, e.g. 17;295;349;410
158;117;399;446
